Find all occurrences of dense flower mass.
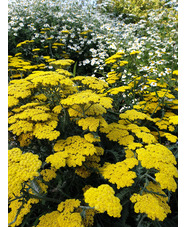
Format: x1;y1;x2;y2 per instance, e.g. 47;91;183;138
9;102;60;141
8;0;178;226
8;148;42;199
100;158;138;189
136;143;178;191
84;184;122;218
36;211;61;227
9;198;40;227
130;182;171;221
61;90;113;109
46;135;99;168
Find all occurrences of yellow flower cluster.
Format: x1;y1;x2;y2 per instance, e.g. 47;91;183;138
134;89;177;114
57;199;84;227
155;112;177;131
45;151;68;169
58;212;84;227
80;209;96;227
130;182;171;221
133;94;161;114
8;56;38;78
135;131;157;144
149;112;178;143
8;119;33;136
161;132;177;143
100;158;138;189
61;90;112;108
127;142;143;150
58;199;81;213
9;104;51;122
46;136;99;168
120;109;154;122
56;68;72;76
80;29;93;35
153;89;175;99
119;119;157;144
8;148;42;199
130;50;141;55
136;143;178;191
68;103;106;117
18;132;33;147
73;76;108;93
84;184;122;218
105;52;129;83
34;93;47;101
60;30;71;34
119;60;129;66
60;90;113;120
84;133;100;143
8;79;34;107
32;48;40;52
36;211;61;227
33;118;60;141
105;52;125;64
75;146;104;178
8;95;19;108
37;198;95;227
169;115;178;125
40;167;57;182
100;122;130;143
173;70;178;76
9;103;60;141
100;121;156;146
16;39;34;48
49;59;75;69
26;70;74;87
9;198;39;227
53;105;63;114
78;116;102;132
106;71;122;84
107;85;130;95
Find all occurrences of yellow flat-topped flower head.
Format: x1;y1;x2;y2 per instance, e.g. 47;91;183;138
46;136;98;168
49;59;74;69
130;182;171;221
84;184;122;218
130;50;141;55
8;148;42;199
136;143;178;191
100;158;138;189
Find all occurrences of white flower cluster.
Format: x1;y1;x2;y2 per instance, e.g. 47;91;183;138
9;0;178;77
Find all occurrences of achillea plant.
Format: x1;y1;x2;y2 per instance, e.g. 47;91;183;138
8;53;178;226
8;0;177;225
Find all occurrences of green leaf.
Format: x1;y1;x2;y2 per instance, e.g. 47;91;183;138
73;61;78;77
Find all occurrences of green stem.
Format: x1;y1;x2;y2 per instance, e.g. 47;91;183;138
8;203;24;226
155;220;162;227
84;103;93;114
49;42;54;58
79;206;95;210
137;214;146;227
150;102;161;117
29;193;61;203
144;189;167;198
69;106;84;116
9;196;24;203
25;182;62;203
107;109;120;116
145;173;157;182
151;126;161;143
